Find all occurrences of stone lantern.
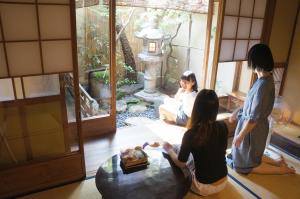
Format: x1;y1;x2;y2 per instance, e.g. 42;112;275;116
135;27;168;93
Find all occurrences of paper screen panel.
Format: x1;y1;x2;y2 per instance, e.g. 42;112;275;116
240;0;254;17
234;40;248;60
14;77;24;99
0;43;8;77
225;0;240;15
219;40;235;62
23;74;60;98
237;17;251;38
6;42;42;76
248;40;260;51
222;16;238;38
38;0;70;3
0;78;14;101
0;4;39;41
250;19;264;39
38;5;71;39
253;0;267;18
42;40;73;73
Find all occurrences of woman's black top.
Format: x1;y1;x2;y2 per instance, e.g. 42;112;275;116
178;121;228;184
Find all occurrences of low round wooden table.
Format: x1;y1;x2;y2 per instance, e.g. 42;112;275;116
95;149;192;199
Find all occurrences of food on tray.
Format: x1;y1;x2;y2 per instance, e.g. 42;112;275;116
120;146;148;168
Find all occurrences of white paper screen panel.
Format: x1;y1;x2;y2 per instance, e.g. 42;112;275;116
0;43;8;77
38;0;70;4
222;16;238;38
237;17;251;38
250;19;264;39
234;40;248;60
42;40;73;73
0;4;39;41
240;0;254;17
38;5;71;39
254;0;267;18
23;74;60;98
6;42;42;76
14;77;24;99
219;40;235;62
248;40;260;51
225;0;240;15
0;78;14;101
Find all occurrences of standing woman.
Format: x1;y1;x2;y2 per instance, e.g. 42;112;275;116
230;44;295;174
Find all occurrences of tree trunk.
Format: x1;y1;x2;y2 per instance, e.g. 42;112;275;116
116;24;137;81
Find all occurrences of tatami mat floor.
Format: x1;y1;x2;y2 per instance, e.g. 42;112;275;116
18;120;300;199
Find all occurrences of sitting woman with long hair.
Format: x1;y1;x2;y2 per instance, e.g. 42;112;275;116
159;71;198;126
163;89;228;196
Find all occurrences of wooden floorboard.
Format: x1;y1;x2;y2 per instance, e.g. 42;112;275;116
83;120;234;177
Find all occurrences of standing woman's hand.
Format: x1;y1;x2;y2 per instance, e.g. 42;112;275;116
232;134;244;148
163;142;173;152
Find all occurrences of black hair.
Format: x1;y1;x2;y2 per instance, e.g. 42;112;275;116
247;43;274;72
181;71;198;92
188;89;219;147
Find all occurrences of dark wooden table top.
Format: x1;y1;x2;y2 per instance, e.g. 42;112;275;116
95;149;192;199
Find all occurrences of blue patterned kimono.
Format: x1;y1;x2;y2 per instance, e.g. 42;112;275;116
232;75;275;174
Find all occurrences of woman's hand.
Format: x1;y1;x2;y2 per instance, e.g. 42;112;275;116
232;134;244;148
163;142;173;152
229;113;237;124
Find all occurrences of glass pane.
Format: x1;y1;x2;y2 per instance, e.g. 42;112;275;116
76;3;111;118
6;42;42;76
14;78;24;99
0;43;8;77
215;62;236;95
42;40;73;73
253;0;267;18
234;40;248;60
0;72;79;169
222;16;238;38
219;40;235;62
240;0;254;17
250;18;264;39
23;75;60;98
225;0;240;15
38;5;71;39
0;79;14;101
0;4;39;41
237;17;251;39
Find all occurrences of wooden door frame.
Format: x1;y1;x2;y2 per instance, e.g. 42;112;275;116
209;0;276;92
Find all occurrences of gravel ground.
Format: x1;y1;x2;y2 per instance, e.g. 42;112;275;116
116;106;159;128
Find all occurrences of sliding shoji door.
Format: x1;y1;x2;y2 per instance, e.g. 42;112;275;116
220;0;267;62
0;1;85;198
210;0;273;93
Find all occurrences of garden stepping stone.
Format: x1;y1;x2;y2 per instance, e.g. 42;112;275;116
124;117;154;126
116;100;127;112
118;84;143;95
128;104;147;113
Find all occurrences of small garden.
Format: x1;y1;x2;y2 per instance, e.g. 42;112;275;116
75;0;211;127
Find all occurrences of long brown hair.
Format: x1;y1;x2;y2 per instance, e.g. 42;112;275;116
187;89;219;147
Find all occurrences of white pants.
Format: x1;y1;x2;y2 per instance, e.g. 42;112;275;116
191;173;227;196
